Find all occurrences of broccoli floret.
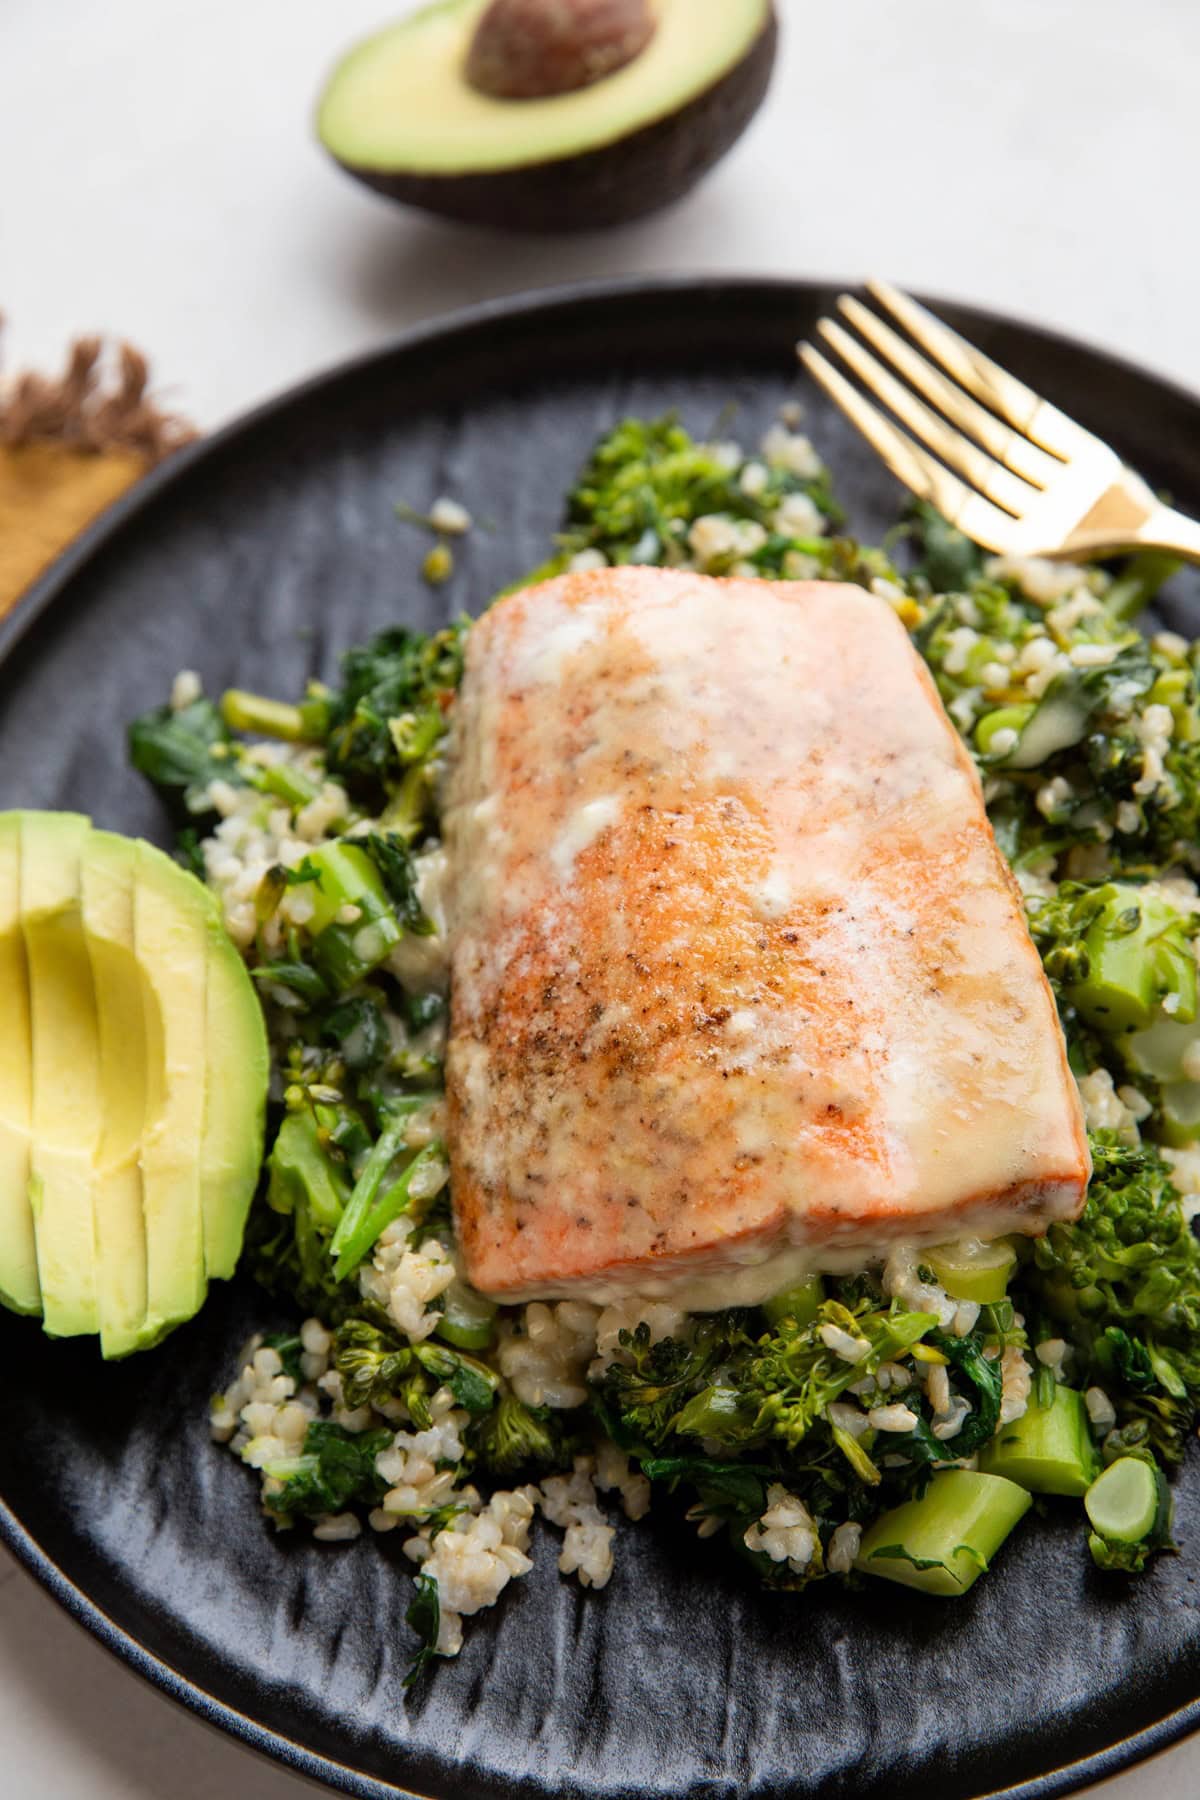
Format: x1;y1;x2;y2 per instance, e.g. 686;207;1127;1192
1029;881;1198;1042
733;1301;937;1454
593;1315;746;1451
332;1320;498;1427
521;414;895;591
319;623;467;815
470;1390;581;1477
1022;1134;1200;1460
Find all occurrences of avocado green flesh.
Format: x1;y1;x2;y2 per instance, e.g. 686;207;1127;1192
81;834;150;1358
855;1470;1031;1596
0;812;271;1354
135;842;209;1336
0;816;38;1316
201;910;269;1280
318;0;771;174
19;812;103;1338
979;1386;1098;1497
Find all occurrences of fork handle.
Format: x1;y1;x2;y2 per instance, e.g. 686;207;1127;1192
1135;503;1200;564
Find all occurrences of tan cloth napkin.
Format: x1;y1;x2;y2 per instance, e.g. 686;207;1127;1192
0;328;195;617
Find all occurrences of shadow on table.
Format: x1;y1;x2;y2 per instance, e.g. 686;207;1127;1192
325;181;752;333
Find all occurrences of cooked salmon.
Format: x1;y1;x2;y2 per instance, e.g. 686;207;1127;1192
444;567;1089;1303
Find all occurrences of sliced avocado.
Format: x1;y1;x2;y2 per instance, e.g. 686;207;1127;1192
0;816;38;1316
135;841;209;1338
200;905;270;1280
1;812;270;1353
317;0;777;233
81;833;151;1359
19;811;102;1338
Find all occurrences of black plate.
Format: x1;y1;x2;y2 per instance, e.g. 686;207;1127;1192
4;277;1200;1800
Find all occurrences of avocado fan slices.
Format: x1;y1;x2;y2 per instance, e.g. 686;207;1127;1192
0;811;268;1355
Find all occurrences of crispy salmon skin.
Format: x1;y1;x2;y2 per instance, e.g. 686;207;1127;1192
443;567;1089;1301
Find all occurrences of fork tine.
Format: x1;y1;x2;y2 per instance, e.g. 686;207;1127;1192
817;316;1031;518
866;279;1100;462
798;343;1017;553
836;295;1062;490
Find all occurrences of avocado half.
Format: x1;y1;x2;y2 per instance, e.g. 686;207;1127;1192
317;0;778;232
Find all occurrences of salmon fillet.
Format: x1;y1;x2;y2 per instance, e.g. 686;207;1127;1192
444;567;1089;1303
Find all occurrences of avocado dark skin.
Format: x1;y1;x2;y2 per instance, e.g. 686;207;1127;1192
330;7;777;234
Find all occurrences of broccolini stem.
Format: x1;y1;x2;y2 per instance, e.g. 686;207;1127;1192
329;1110;438;1279
221;689;312;741
259;764;319;808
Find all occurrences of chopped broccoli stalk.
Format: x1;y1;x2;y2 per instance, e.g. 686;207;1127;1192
292;842;379;935
855;1470;1032;1596
435;1279;498;1350
290;840;405;989
925;1238;1017;1305
220;690;312;742
1084;1456;1174;1571
671;1383;756;1444
1160;1080;1200;1147
1124;1013;1200;1083
761;1274;824;1328
1068;884;1197;1034
258;763;319;809
974;704;1035;758
979;1385;1098;1496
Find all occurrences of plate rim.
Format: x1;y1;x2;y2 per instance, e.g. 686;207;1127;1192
3;270;1200;1800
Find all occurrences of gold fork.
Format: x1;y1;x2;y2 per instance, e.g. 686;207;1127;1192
799;279;1200;564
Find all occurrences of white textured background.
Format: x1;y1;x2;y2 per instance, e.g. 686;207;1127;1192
2;0;1199;1794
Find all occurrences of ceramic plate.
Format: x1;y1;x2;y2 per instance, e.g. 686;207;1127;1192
4;278;1200;1800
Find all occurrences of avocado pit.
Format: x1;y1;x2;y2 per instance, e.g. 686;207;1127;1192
465;0;656;101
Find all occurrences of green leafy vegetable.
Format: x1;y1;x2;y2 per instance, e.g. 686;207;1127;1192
470;1390;580;1477
266;1420;391;1522
404;1574;442;1688
1027;1134;1200;1461
128;695;241;818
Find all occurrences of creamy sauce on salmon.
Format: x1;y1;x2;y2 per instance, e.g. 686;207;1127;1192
443;568;1090;1303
